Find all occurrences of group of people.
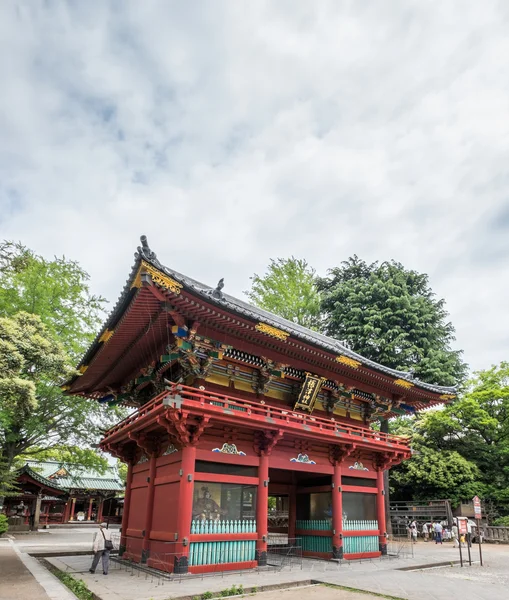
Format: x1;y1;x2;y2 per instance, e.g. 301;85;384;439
407;519;473;548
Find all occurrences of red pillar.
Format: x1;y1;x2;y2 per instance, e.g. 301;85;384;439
141;454;157;562
288;484;297;541
69;497;76;522
97;499;104;523
63;500;70;523
120;462;134;556
175;445;196;573
377;469;387;555
332;462;343;558
87;497;94;521
256;453;269;565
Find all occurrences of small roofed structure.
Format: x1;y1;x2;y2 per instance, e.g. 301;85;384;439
3;461;124;530
64;236;456;573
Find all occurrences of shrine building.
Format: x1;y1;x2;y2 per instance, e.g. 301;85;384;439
64;236;456;573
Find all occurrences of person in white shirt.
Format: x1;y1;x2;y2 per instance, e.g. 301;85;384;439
451;522;460;548
434;521;443;544
422;523;429;542
89;522;113;575
466;521;472;548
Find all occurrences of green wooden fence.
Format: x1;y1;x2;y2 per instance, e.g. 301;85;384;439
343;535;379;554
296;519;332;530
190;519;256;534
342;520;378;531
297;535;332;553
189;540;256;566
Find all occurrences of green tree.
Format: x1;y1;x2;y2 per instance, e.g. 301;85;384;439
390;446;481;507
389;363;509;515
0;312;72;469
245;257;322;330
18;445;109;474
0;241;106;357
0;311;125;478
417;363;509;512
317;256;467;386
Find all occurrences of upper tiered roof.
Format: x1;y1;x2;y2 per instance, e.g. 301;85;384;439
66;236;456;411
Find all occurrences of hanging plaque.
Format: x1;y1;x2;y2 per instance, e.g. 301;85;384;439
294;374;325;413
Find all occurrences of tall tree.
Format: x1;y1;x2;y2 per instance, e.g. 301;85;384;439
317;256;467;386
0;312;124;475
389;363;509;517
0;242;124;484
0;241;106;357
245;257;322;330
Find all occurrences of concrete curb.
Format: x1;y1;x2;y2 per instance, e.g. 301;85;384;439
8;539;78;600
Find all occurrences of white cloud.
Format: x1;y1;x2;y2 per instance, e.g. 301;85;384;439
1;1;509;373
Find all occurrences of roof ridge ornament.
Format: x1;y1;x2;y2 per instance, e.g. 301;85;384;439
137;235;157;262
211;278;224;299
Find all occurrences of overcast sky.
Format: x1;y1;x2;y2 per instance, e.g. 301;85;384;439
1;1;508;374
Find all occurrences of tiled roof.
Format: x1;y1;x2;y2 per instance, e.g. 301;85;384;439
72;236;457;397
26;461;124;492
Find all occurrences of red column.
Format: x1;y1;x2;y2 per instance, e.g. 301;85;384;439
120;462;134;556
69;497;76;521
288;484;297;541
256;453;269;565
63;500;70;523
175;445;196;573
141;454;157;562
97;499;104;523
87;497;94;521
332;462;343;558
377;469;387;554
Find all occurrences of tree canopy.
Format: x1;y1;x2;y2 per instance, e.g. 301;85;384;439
0;241;106;358
18;445;110;474
390;363;509;517
0;241;124;483
317;256;467;386
245;257;322;330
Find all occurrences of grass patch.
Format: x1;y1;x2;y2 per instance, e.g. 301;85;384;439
321;582;406;600
53;570;95;600
39;560;95;600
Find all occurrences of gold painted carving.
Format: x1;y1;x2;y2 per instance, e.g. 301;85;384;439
131;261;183;294
99;329;114;344
440;394;456;400
394;379;414;389
78;365;89;374
336;355;361;369
255;322;290;341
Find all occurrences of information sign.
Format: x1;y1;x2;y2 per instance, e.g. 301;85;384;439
458;519;467;535
473;495;482;519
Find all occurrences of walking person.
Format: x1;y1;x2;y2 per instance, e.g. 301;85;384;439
410;522;418;543
434;521;443;544
89;522;113;575
451;521;460;548
466;520;472;548
422;522;429;542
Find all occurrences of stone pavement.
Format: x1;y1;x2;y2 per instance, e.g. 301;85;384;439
0;538;77;600
43;542;509;600
5;529;509;600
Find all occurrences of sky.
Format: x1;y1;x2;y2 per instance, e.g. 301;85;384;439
1;1;508;375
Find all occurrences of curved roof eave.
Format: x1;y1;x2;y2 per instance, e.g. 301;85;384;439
71;236;457;397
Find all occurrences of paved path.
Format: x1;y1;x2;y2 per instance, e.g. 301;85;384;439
0;539;76;600
5;530;509;600
44;542;509;600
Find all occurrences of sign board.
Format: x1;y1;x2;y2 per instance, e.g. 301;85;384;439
458;519;468;535
473;495;482;520
293;374;325;413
